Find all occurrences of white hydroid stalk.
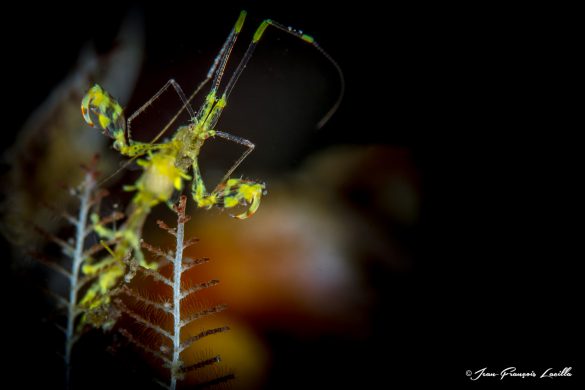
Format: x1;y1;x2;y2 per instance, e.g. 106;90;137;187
120;195;231;388
170;205;185;390
65;172;95;388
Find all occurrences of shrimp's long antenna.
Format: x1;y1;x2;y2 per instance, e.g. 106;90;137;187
311;42;345;129
222;19;345;129
156;11;247;141
209;11;246;94
96;12;249;187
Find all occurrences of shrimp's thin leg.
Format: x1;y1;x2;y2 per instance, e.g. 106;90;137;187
212;130;255;190
126;79;195;144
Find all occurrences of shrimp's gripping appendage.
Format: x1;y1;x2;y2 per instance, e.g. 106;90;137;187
81;84;126;150
81;85;155;157
193;178;265;219
223;179;265;219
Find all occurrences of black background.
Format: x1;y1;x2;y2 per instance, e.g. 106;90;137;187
1;1;579;388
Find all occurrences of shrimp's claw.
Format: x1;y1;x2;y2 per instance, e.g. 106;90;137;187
81;84;126;143
214;178;265;219
232;185;264;219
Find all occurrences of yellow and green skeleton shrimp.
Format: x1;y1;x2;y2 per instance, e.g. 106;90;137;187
76;11;344;321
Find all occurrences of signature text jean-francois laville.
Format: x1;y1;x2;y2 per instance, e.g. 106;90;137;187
466;367;572;381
